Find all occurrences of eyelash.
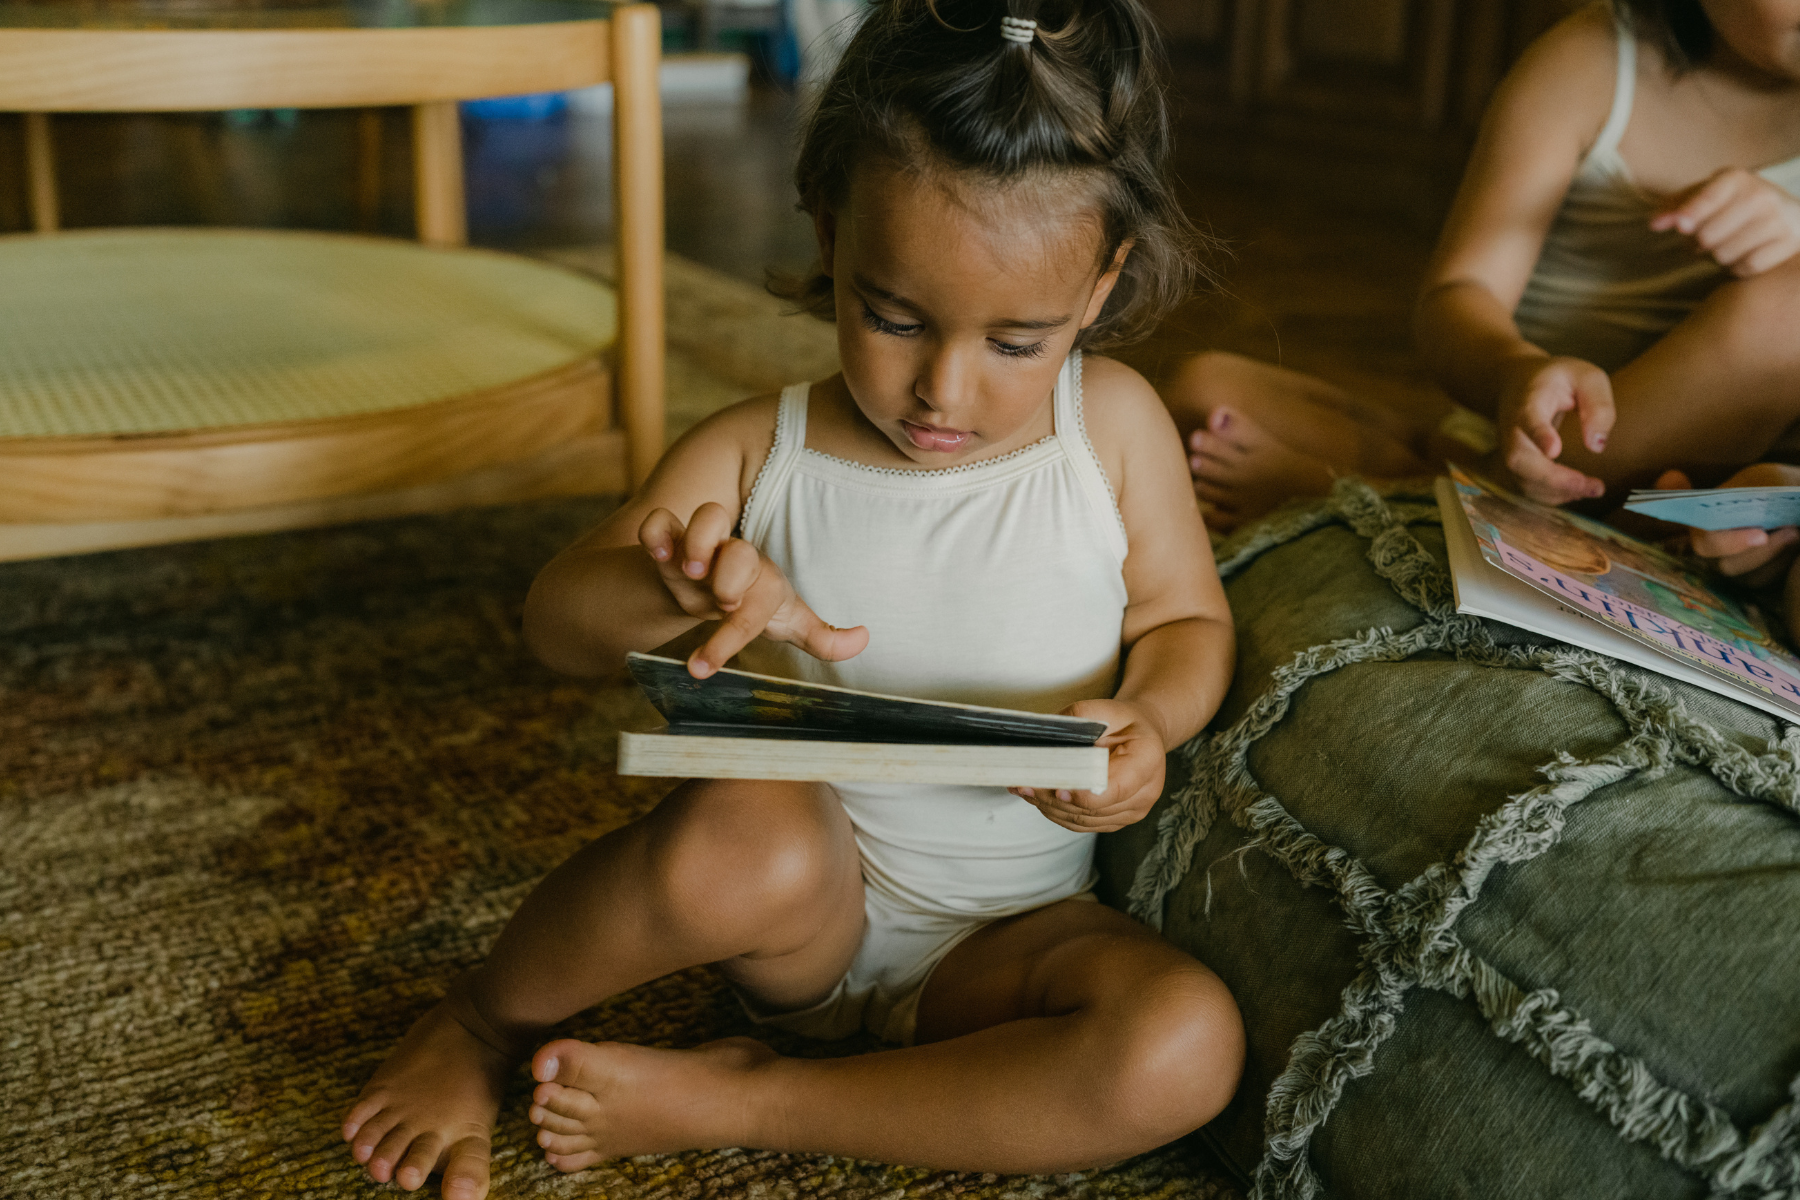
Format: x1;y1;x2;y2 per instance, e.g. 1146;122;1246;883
858;302;1048;360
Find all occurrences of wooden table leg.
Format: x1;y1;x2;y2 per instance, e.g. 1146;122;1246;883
412;100;466;247
23;111;58;233
613;2;666;490
357;107;383;233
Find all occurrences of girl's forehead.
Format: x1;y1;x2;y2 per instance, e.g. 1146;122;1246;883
843;160;1109;289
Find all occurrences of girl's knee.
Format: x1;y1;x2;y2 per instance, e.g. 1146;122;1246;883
1103;967;1245;1138
645;779;850;922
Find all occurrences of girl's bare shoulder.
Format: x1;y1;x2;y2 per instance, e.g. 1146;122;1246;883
1077;354;1184;500
598;391;783;543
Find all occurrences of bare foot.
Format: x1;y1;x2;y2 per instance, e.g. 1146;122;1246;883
1188;406;1335;530
526;1036;778;1172
342;1000;517;1198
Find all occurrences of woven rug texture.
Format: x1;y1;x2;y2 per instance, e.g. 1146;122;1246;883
2;253;1241;1200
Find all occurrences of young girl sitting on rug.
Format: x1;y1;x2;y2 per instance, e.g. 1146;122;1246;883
340;2;1243;1196
1167;0;1800;530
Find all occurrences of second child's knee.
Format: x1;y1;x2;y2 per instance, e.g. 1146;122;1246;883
1710;258;1800;370
1169;351;1258;416
643;779;851;928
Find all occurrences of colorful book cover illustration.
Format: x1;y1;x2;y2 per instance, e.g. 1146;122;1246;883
626;652;1108;746
1448;467;1800;719
1623;486;1800;531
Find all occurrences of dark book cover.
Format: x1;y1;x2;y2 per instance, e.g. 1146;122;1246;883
626;653;1107;747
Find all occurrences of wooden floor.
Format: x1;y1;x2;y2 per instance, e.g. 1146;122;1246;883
1;76;1456;430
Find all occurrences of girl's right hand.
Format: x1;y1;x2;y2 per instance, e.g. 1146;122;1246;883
1495;353;1614;505
639;503;869;677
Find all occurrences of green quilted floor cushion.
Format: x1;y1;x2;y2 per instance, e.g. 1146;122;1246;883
1098;481;1800;1200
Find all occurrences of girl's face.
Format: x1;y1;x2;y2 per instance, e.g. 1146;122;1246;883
815;159;1125;467
1702;0;1800;80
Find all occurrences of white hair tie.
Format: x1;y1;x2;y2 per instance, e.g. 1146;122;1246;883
999;16;1037;44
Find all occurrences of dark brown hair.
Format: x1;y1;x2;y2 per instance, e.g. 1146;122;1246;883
772;0;1203;350
1613;0;1712;72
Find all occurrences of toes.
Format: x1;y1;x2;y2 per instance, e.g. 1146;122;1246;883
367;1123;421;1183
533;1039;617;1093
440;1135;492;1200
342;1095;386;1141
537;1129;597;1156
528;1105;589;1135
393;1131;444;1192
348;1105;402;1164
544;1149;604;1174
533;1079;599;1118
1191;477;1236;508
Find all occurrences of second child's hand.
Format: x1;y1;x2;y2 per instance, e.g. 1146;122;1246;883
1651;168;1800;278
1008;698;1166;834
639;502;869;677
1495;352;1613;505
1655;467;1800;585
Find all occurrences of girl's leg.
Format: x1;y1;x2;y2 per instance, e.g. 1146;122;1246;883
528;898;1243;1174
342;776;865;1199
1166;351;1431;529
1538;258;1800;495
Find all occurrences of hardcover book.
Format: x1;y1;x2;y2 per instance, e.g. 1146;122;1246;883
617;652;1111;789
1439;468;1800;723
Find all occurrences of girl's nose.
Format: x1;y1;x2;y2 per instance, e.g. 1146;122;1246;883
914;344;976;415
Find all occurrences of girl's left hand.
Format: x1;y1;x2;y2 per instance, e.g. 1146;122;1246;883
1651;168;1800;277
1008;699;1166;834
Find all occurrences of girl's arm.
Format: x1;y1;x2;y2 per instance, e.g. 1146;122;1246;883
1414;5;1617;502
1011;358;1234;833
523;395;865;678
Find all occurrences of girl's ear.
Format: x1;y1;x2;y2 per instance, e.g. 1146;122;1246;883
1080;240;1134;328
814;206;840;278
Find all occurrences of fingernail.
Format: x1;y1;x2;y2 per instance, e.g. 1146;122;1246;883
1056;790;1071;801
1019;787;1035;798
1593;435;1607;450
650;545;669;561
541;1056;559;1080
685;560;706;576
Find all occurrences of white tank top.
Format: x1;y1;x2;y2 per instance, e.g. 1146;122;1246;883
1512;15;1800;372
735;352;1129;919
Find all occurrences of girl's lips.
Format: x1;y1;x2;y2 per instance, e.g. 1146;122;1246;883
902;420;972;452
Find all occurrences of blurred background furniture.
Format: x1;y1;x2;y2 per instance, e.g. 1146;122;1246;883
1144;0;1582;225
0;0;665;562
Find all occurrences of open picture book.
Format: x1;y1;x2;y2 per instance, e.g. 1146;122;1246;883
1439;467;1800;723
617;652;1111;789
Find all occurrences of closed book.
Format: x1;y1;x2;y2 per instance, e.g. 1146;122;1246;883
617;652;1110;790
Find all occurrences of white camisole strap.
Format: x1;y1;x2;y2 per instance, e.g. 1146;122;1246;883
1053;353;1130;562
1587;14;1637;165
738;381;810;545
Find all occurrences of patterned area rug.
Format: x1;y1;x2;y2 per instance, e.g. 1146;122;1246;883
1;253;1243;1200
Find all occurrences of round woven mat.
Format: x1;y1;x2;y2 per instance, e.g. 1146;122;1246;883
0;229;616;439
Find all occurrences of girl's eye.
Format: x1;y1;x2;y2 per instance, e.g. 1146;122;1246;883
991;339;1048;360
860;304;922;337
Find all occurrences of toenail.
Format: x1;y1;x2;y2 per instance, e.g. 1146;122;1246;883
541;1056;559;1080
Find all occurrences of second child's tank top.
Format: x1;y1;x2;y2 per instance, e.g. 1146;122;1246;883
1513;15;1800;372
734;353;1129;920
